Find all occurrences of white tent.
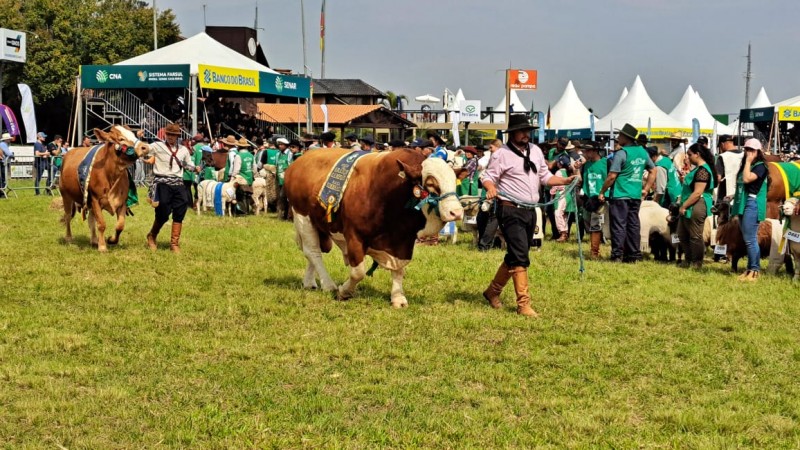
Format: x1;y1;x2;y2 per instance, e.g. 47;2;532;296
668;85;734;134
597;75;683;134
113;32;280;135
773;93;800;107
487;90;527;123
115;32;278;75
616;87;629;106
548;80;593;130
749;87;772;108
455;88;466;106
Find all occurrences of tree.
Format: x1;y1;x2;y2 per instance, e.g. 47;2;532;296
0;0;182;136
382;91;408;111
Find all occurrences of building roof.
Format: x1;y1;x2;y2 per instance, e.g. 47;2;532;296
313;79;385;98
257;104;415;129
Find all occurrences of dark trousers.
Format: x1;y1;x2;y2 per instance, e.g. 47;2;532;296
678;202;707;264
155;183;189;224
277;185;290;220
34;160;49;194
476;206;500;251
608;198;642;261
497;204;536;268
0;161;6;192
543;191;558;239
183;179;198;203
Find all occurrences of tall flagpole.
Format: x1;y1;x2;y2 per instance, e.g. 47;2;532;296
153;0;157;50
320;0;326;79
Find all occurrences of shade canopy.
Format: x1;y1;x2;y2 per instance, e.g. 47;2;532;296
414;94;441;103
115;32;278;76
597;75;683;134
669;85;734;134
548;80;593;130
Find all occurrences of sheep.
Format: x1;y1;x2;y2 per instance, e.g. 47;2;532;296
714;200;794;275
640;200;680;262
197;175;247;217
252;168;269;216
196;180;219;215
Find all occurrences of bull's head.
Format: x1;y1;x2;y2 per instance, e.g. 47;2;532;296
94;125;150;160
399;157;464;237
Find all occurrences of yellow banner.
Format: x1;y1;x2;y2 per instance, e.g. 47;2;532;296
198;64;259;93
779;106;800;122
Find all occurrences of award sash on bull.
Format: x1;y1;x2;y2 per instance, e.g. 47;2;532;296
78;144;103;215
318;150;369;222
771;161;800;200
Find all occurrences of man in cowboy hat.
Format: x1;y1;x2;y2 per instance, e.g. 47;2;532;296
579;141;608;259
344;133;361;151
667;131;688;174
480;114;576;317
359;134;375;152
598;123;657;263
427;131;448;160
144;122;199;253
219;135;242;182
456;146;481;197
236;137;254;185
0;132;13;196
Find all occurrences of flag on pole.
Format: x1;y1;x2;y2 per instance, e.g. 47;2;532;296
320;0;326;51
590;114;595;141
320;104;329;132
692;118;700;144
545;105;551;129
17;83;37;143
0;105;21;138
647;117;652;140
538;111;545;143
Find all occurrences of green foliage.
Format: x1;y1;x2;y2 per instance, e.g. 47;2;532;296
0;0;181;103
383;90;408;110
1;190;800;447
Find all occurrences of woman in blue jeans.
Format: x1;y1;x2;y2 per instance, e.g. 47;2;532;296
732;138;769;282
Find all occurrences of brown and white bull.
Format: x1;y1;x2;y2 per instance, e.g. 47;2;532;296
60;126;150;252
285;149;464;307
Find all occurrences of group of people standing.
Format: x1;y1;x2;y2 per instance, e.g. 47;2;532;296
477;114;774;317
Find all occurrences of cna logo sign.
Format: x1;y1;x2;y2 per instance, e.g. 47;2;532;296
275;76;284;93
96;70;109;83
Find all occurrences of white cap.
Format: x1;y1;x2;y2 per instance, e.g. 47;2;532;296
276;137;290;145
743;138;762;151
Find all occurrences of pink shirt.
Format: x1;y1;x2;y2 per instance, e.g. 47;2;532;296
480;143;552;204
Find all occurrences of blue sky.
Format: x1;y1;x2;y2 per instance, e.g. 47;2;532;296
162;0;800;116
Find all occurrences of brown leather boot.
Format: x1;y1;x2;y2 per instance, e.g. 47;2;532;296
590;232;602;259
482;262;511;309
509;267;538;317
556;231;569;243
146;220;165;251
170;222;182;253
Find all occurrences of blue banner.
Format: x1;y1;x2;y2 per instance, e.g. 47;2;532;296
692;118;700;143
590;114;595;141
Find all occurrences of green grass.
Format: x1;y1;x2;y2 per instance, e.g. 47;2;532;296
1;189;799;448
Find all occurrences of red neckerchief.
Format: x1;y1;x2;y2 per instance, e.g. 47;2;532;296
165;141;181;169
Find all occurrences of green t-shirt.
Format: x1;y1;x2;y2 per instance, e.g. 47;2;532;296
582;157;608;197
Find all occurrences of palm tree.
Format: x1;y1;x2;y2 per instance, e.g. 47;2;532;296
382;91;409;111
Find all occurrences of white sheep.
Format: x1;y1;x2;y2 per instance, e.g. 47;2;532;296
252;168;269;215
197;175;246;217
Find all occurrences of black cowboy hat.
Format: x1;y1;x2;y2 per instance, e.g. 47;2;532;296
506;114;538;132
617;123;638;141
426;130;446;145
360;134;375;145
580;141;602;152
637;134;649;145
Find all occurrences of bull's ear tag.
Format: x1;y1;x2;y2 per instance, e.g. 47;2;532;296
398;171;406;179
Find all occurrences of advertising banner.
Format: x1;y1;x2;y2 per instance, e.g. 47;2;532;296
17;84;37;143
258;72;311;98
81;64;189;89
778;106;800;122
508;69;537;90
739;107;775;123
459;100;481;122
199;64;260;93
0;28;26;63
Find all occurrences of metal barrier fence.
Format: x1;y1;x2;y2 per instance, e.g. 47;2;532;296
0;156;61;198
133;159;154;187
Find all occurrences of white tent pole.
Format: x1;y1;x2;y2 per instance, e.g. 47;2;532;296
76;75;83;147
191;74;198;136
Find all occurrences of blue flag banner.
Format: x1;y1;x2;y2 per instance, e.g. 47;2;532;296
538;111;545;143
318;151;370;221
590;114;595;141
692;118;700;143
647;117;652;140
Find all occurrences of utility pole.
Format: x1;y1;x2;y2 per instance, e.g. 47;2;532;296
300;0;312;133
744;42;752;108
203;4;207;28
153;0;158;50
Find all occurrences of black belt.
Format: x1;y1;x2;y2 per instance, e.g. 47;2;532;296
499;199;537;210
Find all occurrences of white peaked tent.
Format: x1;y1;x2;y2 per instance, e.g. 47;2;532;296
116;32;278;75
668;85;733;133
597;75;683;134
549;80;593;130
616;87;629;106
488;90;527;123
774;94;800;107
455;88;466;106
749;87;772;108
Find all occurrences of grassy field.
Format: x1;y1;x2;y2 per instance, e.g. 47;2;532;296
1;189;799;448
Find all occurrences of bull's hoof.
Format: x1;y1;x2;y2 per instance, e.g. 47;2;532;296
302;282;318;290
63;236;73;244
390;297;408;309
320;282;338;292
336;287;353;301
107;238;119;246
98;247;108;253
